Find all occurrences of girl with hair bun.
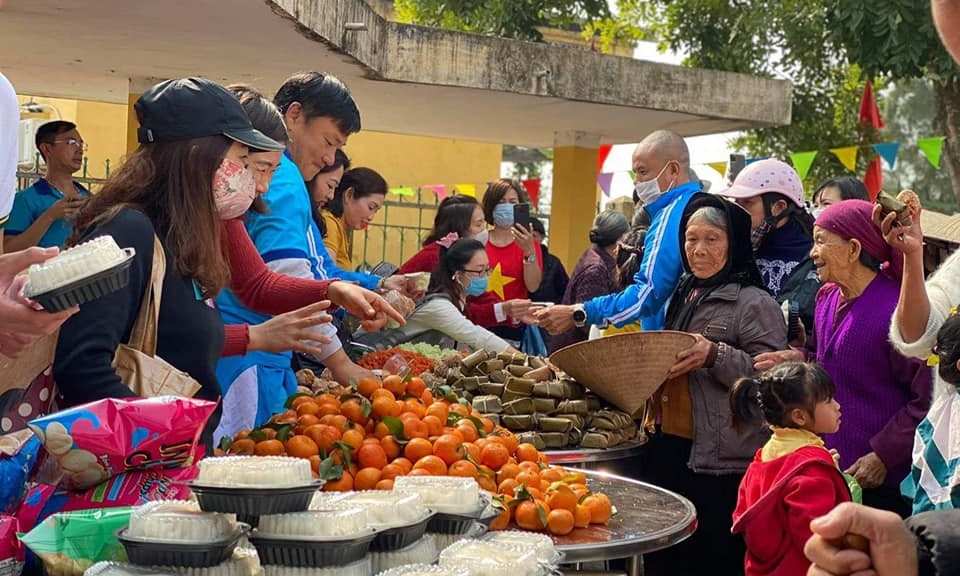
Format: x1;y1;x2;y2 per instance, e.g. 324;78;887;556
730;362;852;576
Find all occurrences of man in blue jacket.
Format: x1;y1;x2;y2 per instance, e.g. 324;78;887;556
537;130;701;334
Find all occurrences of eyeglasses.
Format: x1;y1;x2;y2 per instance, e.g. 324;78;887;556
462;267;490;276
51;138;88;152
251;161;277;176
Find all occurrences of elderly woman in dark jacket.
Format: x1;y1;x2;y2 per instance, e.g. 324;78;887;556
639;193;788;576
548;210;628;353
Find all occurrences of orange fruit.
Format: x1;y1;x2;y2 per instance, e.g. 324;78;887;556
423;415;444;437
422;389;434;407
583;493;612;525
375;479;395;490
381;463;406;480
526;487;545;501
403;419;429;440
309;454;322;475
546;484;578;513
297;401;321;417
425;402;449;423
433;434;465;465
462;442;481;464
363;437;382;446
323;471;354;492
402;399;426;419
497;462;520;484
229;438;256;455
449;403;470;417
304;424;341;453
291;396;316;411
516;470;541;489
341;429;365;451
341;399;369;425
372;396;402;419
383;375;406;396
412;455;448;476
380;436;402;460
258;428;278;440
373;422;391;440
477;473;497;493
404;438;433;462
405;377;426;398
515;500;548;531
498;478;519;496
357;377;382;398
541;467;565;484
317;403;340;417
449;460;479;478
296;413;321;430
315;393;340;405
547;509;575;536
357;443;388;470
408;468;432;476
392;457;414;474
488;506;511;531
516;443;539;463
354;467;383;490
573;504;592;528
518;461;541;474
565;470;587;485
254;439;285;456
456;422;478;443
480;442;510;471
371;388;396;402
285;435;320;459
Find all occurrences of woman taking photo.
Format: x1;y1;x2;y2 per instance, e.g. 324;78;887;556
322;167;388;270
398;194;487;274
640;193;787;576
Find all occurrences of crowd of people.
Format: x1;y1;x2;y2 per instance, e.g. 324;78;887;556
3;1;960;575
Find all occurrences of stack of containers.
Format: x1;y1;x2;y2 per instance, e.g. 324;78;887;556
390;477;499;551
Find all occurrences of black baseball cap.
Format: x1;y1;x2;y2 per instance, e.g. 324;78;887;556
135;77;284;152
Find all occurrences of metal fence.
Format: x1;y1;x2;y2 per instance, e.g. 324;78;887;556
16;154;110;192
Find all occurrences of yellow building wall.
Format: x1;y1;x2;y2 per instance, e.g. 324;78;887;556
17;95;128;179
344;131;501;268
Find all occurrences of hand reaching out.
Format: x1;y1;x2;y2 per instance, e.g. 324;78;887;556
327;281;405;331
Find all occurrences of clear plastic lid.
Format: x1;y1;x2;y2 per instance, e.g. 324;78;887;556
127;501;236;543
481;531;556;563
196;456;313;488
262;556;371;576
333;491;428;528
370;533;438;574
392;477;480;514
27;235;129;294
257;507;370;539
438;539;539;576
377;565;469;576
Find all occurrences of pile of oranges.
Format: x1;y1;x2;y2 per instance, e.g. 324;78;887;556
221;373;613;536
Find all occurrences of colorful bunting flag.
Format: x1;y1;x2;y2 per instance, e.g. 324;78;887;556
598;145;613;173
789;151;818;180
455;184;476;197
829;146;859;172
521;179;541;206
597;172;614;197
918;137;946;169
872;142;901;170
423;184;447;200
391;187;415;197
707;162;727;178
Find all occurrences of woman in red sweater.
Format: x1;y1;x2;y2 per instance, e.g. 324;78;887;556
730;362;851;576
467;179;541;341
398;195;487;274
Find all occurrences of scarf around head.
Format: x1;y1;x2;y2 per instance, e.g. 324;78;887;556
814;200;903;282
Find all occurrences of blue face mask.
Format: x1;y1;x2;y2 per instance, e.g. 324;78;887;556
464;276;488;296
492;204;514;227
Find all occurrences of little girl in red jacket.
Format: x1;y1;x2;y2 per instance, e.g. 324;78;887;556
730;362;852;576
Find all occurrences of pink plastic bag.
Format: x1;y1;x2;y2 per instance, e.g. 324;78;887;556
26;397;215;490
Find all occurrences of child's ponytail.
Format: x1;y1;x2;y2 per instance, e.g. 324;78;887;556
730;376;762;431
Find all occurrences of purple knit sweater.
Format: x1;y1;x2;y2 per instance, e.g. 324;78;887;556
815;274;933;487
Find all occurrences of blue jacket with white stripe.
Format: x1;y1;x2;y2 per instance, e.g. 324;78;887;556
583;181;702;330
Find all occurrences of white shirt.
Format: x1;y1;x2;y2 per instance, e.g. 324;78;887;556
401;297;512;353
0;72;17;228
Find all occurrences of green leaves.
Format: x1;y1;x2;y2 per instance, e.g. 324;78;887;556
382;416;410;444
319;456;344;481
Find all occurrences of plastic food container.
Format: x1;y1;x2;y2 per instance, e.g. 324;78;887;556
429;522;488;551
392;477;480;514
117;525;246;568
376;565;469;576
86;546;260;576
127;501;236;542
248;529;377;568
439;539;540;576
427;494;498;535
257;508;369;539
196;457;313;488
330;492;428;529
261;557;371;576
25;239;136;313
481;531;559;564
370;534;438;574
403;272;431;292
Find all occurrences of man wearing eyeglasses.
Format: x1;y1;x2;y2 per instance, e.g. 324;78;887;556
4;120;90;250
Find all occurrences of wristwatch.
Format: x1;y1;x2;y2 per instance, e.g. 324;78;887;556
572;304;587;328
524;252;537;264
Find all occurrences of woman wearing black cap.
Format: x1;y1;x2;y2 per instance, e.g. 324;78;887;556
53;77;401;408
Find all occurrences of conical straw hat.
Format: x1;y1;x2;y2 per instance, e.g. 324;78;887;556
549;330;696;416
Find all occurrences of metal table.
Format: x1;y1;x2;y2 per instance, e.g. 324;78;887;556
545;440;646;467
551;468;697;576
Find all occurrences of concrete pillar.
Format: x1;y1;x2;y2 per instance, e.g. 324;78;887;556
550;131;600;270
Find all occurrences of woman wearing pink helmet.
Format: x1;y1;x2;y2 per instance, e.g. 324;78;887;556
721;159;820;339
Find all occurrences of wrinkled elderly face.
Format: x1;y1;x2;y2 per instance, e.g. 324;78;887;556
684;217;728;279
810;226;857;284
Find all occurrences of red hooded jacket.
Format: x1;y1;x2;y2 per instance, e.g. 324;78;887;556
732;446;851;576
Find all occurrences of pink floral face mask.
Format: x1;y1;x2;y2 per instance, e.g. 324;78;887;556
212;158;256;220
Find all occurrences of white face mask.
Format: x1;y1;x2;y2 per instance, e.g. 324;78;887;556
471;228;489;246
633;162;675;206
810;207;824;220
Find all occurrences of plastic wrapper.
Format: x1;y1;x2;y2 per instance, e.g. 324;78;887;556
0;430;41;514
0;515;23;576
86;546;260;576
377;565;469;576
438;539;539;576
382;355;409;376
481;531;556;563
19;508;132;576
27;397;216;490
16;467;197;535
323;492;427;529
392;477;480;514
261;556;371;576
382;291;416;330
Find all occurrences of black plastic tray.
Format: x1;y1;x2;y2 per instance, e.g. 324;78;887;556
371;510;435;552
116;525;246;568
248;529;377;567
427;501;500;534
187;481;323;516
27;248;135;312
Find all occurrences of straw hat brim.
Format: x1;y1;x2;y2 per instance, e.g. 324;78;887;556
549;330;696;416
920;209;960;245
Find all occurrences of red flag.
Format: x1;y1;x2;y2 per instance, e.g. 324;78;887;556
598;145;613;173
521;179;541;207
859;79;884;199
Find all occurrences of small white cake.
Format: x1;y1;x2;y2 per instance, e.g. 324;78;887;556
127;500;236;542
370;534;438;574
257;508;369;539
482;531;556;563
196;456;312;488
377;565;470;576
328;491;428;528
392;477;480;514
438;539;539;576
262;557;371;576
26;235;129;294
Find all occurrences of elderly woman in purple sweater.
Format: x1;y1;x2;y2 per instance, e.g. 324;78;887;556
756;200;932;516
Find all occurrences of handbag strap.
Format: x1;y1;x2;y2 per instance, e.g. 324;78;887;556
126;236;166;356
